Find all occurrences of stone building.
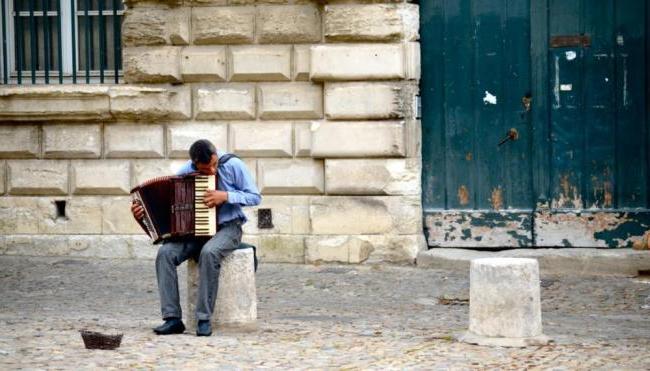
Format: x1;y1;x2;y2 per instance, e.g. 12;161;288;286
1;0;649;263
0;0;424;264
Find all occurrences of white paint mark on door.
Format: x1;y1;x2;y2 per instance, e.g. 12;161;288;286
553;55;560;108
483;91;497;105
560;84;573;91
565;51;577;60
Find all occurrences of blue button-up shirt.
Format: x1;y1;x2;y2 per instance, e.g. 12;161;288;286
176;150;261;225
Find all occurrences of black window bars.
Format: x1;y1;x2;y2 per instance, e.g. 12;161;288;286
1;0;123;84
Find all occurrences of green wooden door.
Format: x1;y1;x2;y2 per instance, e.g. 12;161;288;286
421;0;650;248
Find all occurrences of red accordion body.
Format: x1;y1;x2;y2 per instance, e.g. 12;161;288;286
130;174;218;244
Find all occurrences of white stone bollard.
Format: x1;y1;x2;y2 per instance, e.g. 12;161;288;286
187;248;257;332
457;258;550;347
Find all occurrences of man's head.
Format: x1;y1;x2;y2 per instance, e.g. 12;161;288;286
189;139;217;175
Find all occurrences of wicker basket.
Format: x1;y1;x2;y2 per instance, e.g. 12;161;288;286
80;330;123;350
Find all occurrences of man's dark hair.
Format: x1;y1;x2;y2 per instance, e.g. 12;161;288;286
189;139;216;164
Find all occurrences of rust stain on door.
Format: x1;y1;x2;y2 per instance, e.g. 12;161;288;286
457;185;470;205
490;187;504;210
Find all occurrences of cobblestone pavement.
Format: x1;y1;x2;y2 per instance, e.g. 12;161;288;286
1;256;649;370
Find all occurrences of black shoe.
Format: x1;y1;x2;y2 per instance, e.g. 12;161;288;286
196;320;212;337
153;318;185;335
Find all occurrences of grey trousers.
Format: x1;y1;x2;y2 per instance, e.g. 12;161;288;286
155;219;243;321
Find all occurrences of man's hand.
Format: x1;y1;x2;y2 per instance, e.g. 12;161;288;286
131;200;145;220
204;190;228;208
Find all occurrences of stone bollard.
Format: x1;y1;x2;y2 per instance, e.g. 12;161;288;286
457;258;550;347
186;248;257;332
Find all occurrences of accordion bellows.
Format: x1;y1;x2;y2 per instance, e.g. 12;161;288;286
130;174;218;244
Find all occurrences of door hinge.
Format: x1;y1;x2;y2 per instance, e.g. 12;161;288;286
415;95;422;119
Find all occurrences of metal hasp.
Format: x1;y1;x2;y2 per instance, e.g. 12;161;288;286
420;0;650;248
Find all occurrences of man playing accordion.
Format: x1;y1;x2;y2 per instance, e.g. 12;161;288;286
131;139;261;336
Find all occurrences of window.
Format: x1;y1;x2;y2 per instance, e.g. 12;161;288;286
0;0;124;84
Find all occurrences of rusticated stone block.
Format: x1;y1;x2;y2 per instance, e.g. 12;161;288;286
38;197;103;234
306;234;424;264
43;124;101;159
7;160;68;195
194;84;256;120
324;4;419;42
242;196;310;235
192;7;255;44
230;122;293;157
325;158;420;195
305;235;373;264
310;121;405;158
294;122;311;157
102;197;143;234
405;42;421;80
123;46;182;84
0;86;110;121
109;85;192;121
0;125;39;158
122;6;190;46
258;159;324;194
310;44;404;81
105;124;164;158
256;5;321;43
255;235;305;263
124;0;182;7
0;197;40;234
310;196;421;235
325;82;417;120
258;83;323;119
180;46;227;82
229;45;291;82
293;45;310;81
71;160;131;195
132;159;189;186
0;160;5;194
167;122;228;158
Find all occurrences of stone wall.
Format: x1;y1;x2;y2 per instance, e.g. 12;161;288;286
0;0;424;264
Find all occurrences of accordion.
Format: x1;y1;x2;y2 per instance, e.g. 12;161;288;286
130;174;218;244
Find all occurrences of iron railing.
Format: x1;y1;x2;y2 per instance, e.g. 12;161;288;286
1;0;123;84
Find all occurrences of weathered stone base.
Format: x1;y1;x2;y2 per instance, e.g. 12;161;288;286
0;235;155;259
456;331;551;348
417;248;650;276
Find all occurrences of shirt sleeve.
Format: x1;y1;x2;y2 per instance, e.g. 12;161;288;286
225;160;262;207
176;160;194;176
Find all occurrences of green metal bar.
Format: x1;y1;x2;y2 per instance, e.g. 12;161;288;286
56;0;62;83
42;0;49;83
112;0;118;83
28;0;36;83
13;0;22;83
70;0;76;83
84;0;89;83
1;0;8;84
98;0;104;82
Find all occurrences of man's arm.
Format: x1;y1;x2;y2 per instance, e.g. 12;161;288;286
225;159;261;206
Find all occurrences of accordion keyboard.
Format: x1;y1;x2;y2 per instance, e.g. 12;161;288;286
194;175;217;236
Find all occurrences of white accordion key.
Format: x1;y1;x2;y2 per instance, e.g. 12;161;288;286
194;175;217;236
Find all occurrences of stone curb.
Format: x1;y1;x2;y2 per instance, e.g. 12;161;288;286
416;248;650;276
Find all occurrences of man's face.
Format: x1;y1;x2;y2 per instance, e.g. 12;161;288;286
194;154;218;175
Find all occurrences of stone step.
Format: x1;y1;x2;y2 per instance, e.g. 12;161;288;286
417;248;650;276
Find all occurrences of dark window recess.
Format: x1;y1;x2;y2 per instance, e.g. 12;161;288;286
257;208;273;229
54;200;67;219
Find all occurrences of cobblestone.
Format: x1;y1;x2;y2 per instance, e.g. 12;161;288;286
0;256;649;369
